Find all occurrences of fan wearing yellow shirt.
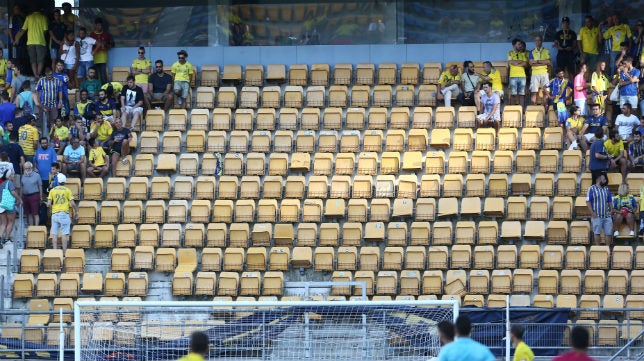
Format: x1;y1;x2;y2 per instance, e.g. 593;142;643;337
177;332;209;361
578;16;600;72
86;138;109;178
510;325;534;361
529;35;552;106
437;65;461;108
171;49;194;109
565;105;588;151
15;10;49;78
47;174;77;253
132;47;151;94
88;114;113;146
478;61;504;102
507;38;529;107
602;14;632;76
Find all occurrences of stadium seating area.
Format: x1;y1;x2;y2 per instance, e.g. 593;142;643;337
7;61;644;347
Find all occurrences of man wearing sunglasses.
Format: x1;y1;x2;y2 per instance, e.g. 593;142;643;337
171;50;193;109
132;46;151;94
146;60;173;111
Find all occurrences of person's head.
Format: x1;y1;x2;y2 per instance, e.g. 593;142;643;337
618;183;630;197
590;103;601;116
481;81;493;94
624;55;634;68
510;325;525;346
98;89;107;101
189;331;209;356
535;35;543;48
512;38;522;51
44;67;54;79
6;58;13;69
55;59;64;73
87;67;96;79
483;61;493;74
155;60;164;74
579;63;587;75
637;20;644;32
74;117;83;128
585;15;594;28
609;128;620;143
437;320;455;345
0;91;8;103
78;26;87;38
520;40;527;51
569;326;590;352
51;163;60;175
556;68;565;79
596;171;607;186
448;65;458;76
0;152;8;162
70;137;80;149
612;13;621;25
177;50;188;63
561;16;570;29
65;30;75;42
454;315;471;337
95;113;104;123
88;137;98;148
463;60;474;74
55;117;62;127
23;161;33;174
137;46;145;59
8;133;17;143
80;89;88;101
5;121;13;132
62;2;72;12
94;17;103;32
1;168;13;181
113;118;123;130
622;102;633;115
569;105;580;116
39;137;49;149
126;75;136;89
20;80;30;92
596;60;606;74
53;9;61;21
594;127;604;140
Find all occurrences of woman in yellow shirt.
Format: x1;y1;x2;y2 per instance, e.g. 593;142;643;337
591;60;610;110
565;105;587;151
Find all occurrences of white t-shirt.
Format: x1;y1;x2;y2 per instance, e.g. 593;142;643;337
76;36;96;62
615;113;639;139
61;42;77;66
481;92;501;120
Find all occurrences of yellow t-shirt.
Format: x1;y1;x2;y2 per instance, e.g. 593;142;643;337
89;146;107;166
53;126;70;141
101;81;123;94
513;341;534;361
605;139;625;157
591;72;609;92
48;185;73;214
530;48;550;75
566;116;585;133
604;24;632;52
90;121;113;142
579;26;600;55
639;184;644;212
22;11;48;47
132;58;151;84
19;124;39;156
438;70;460;86
507;50;528;78
171;61;193;82
486;69;503;91
178;352;205;361
0;59;8;79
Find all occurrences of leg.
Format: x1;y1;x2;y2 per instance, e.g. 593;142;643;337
120;108;128;125
99;165;109;178
80;163;86;183
61;162;67;175
130;111;141;131
86;166;96;178
163;95;173;111
5;213;15;240
619;158;628;181
613;215;623;236
593;233;601;245
627;213;636;234
0;214;7;242
110;152;120;177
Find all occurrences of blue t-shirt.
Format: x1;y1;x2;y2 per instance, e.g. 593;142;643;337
52;71;69;97
438;337;496;361
589;139;609;171
0;102;16;128
620;68;641;96
584;115;608;134
34;146;57;181
63;144;85;163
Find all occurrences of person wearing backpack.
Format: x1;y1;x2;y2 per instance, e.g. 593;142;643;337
0;169;22;247
14;80;39;117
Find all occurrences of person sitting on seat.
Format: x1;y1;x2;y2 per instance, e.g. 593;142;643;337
436;64;461;107
476;82;500;133
604;128;629;181
612;183;637;237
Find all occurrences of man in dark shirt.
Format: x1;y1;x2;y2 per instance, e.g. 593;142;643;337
120;75;144;131
0;91;16;129
589;128;610;184
580;103;609;144
1;133;25;179
108;118;132;177
146;59;173;111
555;17;577;78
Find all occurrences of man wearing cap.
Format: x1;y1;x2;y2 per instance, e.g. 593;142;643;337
47;173;76;253
555;17;577;78
171;50;193;109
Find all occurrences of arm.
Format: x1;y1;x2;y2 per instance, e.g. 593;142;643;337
10;186;21;205
163;81;172;96
49;30;63;46
14;29;25;43
73;41;80;70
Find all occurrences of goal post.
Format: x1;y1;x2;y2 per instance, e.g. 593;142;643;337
74;299;458;361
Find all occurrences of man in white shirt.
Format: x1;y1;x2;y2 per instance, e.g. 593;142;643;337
476;82;501;133
76;27;96;85
615;102;639;142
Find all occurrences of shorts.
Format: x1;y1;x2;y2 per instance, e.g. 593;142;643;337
476;113;500;122
27;45;47;64
149;92;168;101
64;63;75;71
51;211;71;236
620;95;638;108
23;193;40;215
584;133;608;142
508;77;526;96
67;163;80;171
49;48;59;61
173;81;190;98
77;60;94;78
124;106;143;117
530;74;550;92
591;216;613;235
0;207;16;214
575;99;587;116
556;109;569;124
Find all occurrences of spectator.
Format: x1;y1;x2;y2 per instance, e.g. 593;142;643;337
60;31;79;88
14;8;48;77
80;66;101;100
437;315;495;361
177;332;209;361
10;66;36;102
529;35;552;106
566;105;587;151
476;82;500;133
48;9;66;70
0;169;22;246
34;137;57;190
18;115;39;163
86;137;108;178
76;27;96;85
591;61;609;111
36;67;63;131
73;89;92;126
68;117;87;145
437;64;461;108
633;20;644;60
574;63;590;115
589;128;610;184
52;60;70;118
604;129;628;181
545;68;573;126
459;60;479;107
581;103;609;144
0;152;15;180
46;173;76;253
2;121;14;145
555;17;577;77
437;320;454;346
108;119;132;177
9;5;27;67
603;13;632;76
2;134;25;181
614;42;630;75
14;80;39;117
507;38;529;107
132;47;151;94
579;16;600;72
0;92;16;128
0;49;9;83
638;115;644;136
101;81;123;107
120;76;144;131
477;61;503;101
553;326;598;361
20;161;41;226
95;88;117;121
49;117;69;154
615;102;639;142
89;18;113;84
629;130;644;169
61;137;85;181
61;3;79;33
88;114;112;146
510;325;534;361
146;59;173;111
617;56;640;111
586;171;613;245
171;50;193;108
47;163;60;192
612;183;637;237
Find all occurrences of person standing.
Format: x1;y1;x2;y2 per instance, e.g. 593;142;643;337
588;128;610;184
89;18;113;84
171;50;193;108
177;331;209;361
132;47;151;94
60;31;79;88
52;60;70;119
0;170;22;246
14;8;49;78
76;27;96;86
48;9;66;70
34;137;56;191
617;56;640;112
18;115;39;163
35;68;63;135
0;92;16;128
46;173;76;254
553;326;598;361
586;171;613;245
507;39;529;108
545;69;573;126
437;315;495;361
510;325;534;361
555;17;577;78
529;35;552;106
579;16;600;72
574;63;590;115
20;161;42;226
